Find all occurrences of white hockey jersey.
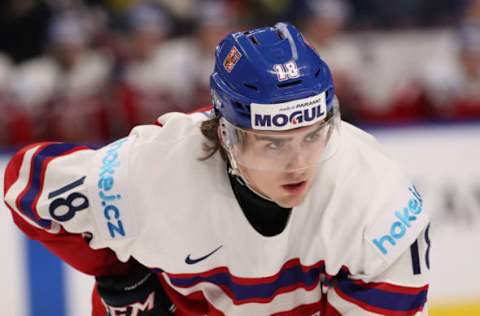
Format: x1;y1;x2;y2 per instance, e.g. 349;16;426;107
3;111;430;315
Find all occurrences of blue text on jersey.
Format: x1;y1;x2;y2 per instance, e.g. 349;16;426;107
254;105;325;128
373;186;423;255
97;138;128;238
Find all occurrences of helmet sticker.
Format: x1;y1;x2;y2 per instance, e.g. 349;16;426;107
250;92;327;130
273;61;300;81
223;46;242;73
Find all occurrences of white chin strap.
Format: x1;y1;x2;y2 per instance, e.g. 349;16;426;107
226;152;275;202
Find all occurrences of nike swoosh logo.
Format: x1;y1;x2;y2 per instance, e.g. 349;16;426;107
185;245;223;265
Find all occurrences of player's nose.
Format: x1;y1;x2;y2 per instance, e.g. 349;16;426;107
285;151;309;172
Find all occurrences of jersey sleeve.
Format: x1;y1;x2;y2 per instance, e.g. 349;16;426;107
3;139;138;276
326;183;430;315
327;225;430;315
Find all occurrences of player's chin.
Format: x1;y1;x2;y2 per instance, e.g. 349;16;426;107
275;192;308;208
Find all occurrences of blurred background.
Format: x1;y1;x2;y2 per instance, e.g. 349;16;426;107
0;0;479;315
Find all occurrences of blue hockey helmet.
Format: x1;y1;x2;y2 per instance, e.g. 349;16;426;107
210;22;336;131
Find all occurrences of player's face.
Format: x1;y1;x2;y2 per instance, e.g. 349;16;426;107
236;123;327;207
239;163;318;208
223;119;331;172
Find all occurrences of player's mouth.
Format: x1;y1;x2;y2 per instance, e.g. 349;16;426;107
281;181;307;195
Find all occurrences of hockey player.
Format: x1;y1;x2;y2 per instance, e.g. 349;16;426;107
3;23;430;315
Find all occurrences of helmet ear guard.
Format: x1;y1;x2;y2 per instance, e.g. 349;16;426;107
218;119;233;149
217;119;241;174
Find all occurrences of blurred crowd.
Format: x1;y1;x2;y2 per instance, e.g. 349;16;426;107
0;0;479;148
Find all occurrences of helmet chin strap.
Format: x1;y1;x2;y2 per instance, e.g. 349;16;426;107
219;118;275;202
225;151;275;202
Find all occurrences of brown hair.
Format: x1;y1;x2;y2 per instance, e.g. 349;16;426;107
200;116;228;161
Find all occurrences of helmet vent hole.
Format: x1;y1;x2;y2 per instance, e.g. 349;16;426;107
243;83;258;91
249;36;260;45
314;68;321;77
277;80;302;88
277;30;285;40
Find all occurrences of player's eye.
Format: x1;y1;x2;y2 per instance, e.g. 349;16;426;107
264;140;284;150
304;131;322;143
304;125;328;143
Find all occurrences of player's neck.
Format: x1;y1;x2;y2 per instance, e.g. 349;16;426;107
228;171;292;237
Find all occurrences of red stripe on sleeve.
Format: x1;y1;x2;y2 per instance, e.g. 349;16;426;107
30;145;89;223
333;286;426;316
351;279;429;295
3;143;42;195
8;209;132;276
